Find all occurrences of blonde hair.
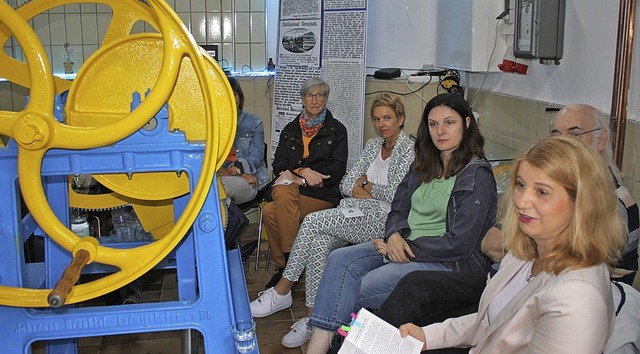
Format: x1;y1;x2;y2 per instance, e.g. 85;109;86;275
370;93;405;124
501;136;625;274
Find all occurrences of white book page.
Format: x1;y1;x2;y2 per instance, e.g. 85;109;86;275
338;308;423;354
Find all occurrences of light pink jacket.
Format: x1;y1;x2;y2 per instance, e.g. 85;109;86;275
423;251;614;354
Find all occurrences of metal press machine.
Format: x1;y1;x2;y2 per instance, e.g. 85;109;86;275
0;0;255;352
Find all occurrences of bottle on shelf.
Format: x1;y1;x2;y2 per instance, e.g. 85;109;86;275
70;209;90;236
63;42;74;74
267;57;275;71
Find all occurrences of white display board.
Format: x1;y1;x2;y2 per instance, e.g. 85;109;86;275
271;0;368;168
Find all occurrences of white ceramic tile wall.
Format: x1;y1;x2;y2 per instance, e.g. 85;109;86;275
3;0;267;75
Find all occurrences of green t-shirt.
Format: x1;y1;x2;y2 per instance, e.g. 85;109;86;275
407;176;457;241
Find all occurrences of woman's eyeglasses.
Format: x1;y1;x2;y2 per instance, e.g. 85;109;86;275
303;93;328;100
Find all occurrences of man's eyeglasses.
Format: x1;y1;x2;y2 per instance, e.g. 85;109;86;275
551;127;601;139
303;93;328;100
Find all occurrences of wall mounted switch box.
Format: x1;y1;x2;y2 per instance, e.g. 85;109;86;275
514;0;566;65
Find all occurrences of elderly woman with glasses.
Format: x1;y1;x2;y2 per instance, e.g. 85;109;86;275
262;77;348;289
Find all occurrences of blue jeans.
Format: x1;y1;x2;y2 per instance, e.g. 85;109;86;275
308;242;449;331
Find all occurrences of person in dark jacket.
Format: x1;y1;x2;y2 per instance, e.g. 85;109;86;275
263;77;348;288
306;93;497;354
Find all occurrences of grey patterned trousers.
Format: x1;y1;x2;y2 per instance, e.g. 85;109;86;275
282;198;387;308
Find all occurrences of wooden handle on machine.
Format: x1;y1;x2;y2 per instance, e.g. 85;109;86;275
48;249;91;308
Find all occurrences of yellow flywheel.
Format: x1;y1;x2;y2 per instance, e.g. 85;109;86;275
0;0;234;307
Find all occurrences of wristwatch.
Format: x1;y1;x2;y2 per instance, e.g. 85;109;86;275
361;180;369;188
301;178;307;187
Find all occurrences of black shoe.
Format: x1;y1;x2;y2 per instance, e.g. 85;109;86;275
265;267;284;289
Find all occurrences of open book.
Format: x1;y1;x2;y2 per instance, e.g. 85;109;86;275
338;308;423;354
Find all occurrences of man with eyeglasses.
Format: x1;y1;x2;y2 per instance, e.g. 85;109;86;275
549;104;637;284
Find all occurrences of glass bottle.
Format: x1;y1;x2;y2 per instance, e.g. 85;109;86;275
111;207;133;241
63;42;74;74
70;209;90;236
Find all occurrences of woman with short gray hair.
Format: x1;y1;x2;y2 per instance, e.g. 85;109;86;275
262;77;348;293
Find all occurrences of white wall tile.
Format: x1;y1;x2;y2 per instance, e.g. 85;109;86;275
12;45;24;62
191;0;206;12
236;0;250;12
33;14;51;46
250;0;264;11
49;4;64;14
51;44;65;74
207;0;221;12
222;13;232;41
221;0;232;12
174;0;190;13
65;13;83;45
235;43;250;72
221;43;233;69
96;4;111;13
49;14;66;45
177;12;191;30
191;13;207;42
251;13;265;42
80;3;97;13
96;13;112;45
207;13;222;42
82;44;98;62
64;3;81;13
251;43;265;70
81;14;99;45
234;13;250;42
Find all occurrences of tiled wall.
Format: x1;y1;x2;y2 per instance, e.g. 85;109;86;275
3;0;267;76
471;89;640;205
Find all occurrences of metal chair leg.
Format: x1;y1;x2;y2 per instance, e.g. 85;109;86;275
265;247;271;271
254;204;263;271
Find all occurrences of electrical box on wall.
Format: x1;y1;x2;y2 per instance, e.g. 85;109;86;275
514;0;566;64
435;0;507;72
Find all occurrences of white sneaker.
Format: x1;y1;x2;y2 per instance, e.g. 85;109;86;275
282;317;314;348
250;287;292;317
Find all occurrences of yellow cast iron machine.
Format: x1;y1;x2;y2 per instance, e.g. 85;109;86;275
0;0;255;352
